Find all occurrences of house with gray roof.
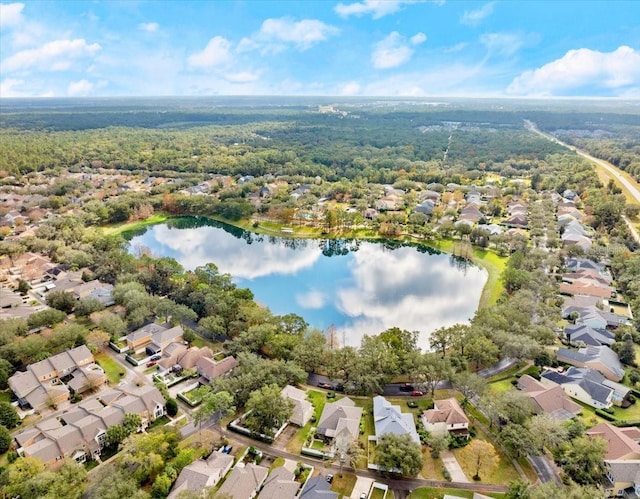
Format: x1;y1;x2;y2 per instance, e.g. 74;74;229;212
258;466;300;499
168;451;234;498
316;397;362;442
373;396;420;444
557;345;625;381
217;463;268;499
541;367;614;409
564;323;615;347
300;476;338;499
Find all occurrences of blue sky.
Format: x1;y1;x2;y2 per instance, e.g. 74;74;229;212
1;0;639;98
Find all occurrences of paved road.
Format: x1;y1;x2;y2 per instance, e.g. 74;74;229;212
208;422;509;496
527;455;561;485
477;357;517;379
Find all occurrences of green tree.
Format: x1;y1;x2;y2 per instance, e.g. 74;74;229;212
561;435;607;486
0;401;20;429
45;290;77;314
292;329;328;373
0;359;13;390
182;328;197;346
166;397;178;417
0;425;11;453
86;465;151;499
245;384;293;437
151;473;172;498
374;433;423;477
105;424;129;449
194;388;235;440
452;371;488;404
75;297;105;317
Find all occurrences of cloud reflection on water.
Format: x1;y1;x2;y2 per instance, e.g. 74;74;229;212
129;223;487;350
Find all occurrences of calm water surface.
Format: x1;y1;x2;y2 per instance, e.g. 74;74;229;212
126;217;487;349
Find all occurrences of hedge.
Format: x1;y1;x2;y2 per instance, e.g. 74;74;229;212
595;409;616;421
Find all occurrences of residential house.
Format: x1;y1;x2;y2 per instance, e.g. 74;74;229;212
373;396;420;444
300;476;338;499
586;423;640;498
258;466;301;499
516;375;581;421
422;398;470;437
196;355;238;384
375;195;402;211
316;397;362;442
124;323;183;354
564;324;615;347
218;463;268;499
281;385;313;427
502;213;528;228
541;368;615;409
557;345;625;381
158;345;213;371
14;384;166;467
562;304;629;330
168;451;234;498
415;199;435;216
8;345;106;411
72;280;115;306
566;258;605;273
559;280;614;299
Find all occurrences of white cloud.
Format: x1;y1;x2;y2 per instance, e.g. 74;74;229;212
372;31;417;69
508;45;640;96
0;78;24;96
411;32;427;45
460;2;495;27
2;38;101;72
138;22;159;33
246;17;339;52
223;71;260;83
335;0;425;19
67;79;93;96
188;36;232;68
444;42;468;53
480;32;524;57
295;289;327;309
0;2;24;29
340;81;361;95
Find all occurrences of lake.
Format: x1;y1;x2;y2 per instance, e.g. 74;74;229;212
126;217;487;350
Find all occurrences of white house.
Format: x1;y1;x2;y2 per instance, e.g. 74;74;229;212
281;385;313;427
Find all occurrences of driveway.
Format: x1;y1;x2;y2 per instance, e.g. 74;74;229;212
440;450;469;483
350;476;374;498
528;454;561;484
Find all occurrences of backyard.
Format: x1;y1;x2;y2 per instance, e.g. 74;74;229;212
94;352;124;384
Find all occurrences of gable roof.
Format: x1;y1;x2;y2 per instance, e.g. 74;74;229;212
196;355;237;381
557;345;624;381
373;396;420;444
587;423;640;460
565;324;615;347
317;397;362;440
258;467;300;499
541;368;613;406
517;375;581;421
218;463;268;499
168;451;234;498
300;476;338;499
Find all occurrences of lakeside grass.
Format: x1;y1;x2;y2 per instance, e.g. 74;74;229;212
408;487;505;499
102;213;171;236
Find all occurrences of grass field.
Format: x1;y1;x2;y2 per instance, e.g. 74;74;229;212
330;471;357;497
408;487;505;499
102;213;171;236
94;352;124;384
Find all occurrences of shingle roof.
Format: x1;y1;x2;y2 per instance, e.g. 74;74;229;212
317;398;362;440
373;396;420;444
587;423;640;460
423;398;470;426
300;477;339;499
217;463;268;499
258;467;300;499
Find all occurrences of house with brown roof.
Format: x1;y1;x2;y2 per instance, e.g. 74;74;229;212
258;466;301;499
586;423;640;498
8;345;106;411
158;345;213;371
168;451;234;498
217;463;268;499
517;375;581;421
125;323;183;354
14;383;166;467
196;355;238;383
422;398;469;438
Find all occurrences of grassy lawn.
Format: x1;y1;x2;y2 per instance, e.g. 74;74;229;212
408;487;505;499
488;379;515;394
178;429;218;458
452;434;520;485
0;390;12;404
330;471;357;497
191;336;224;351
420;449;445;480
271;457;285;469
102;213;170;236
353;397;375;448
94;352;124;384
371;488;386;499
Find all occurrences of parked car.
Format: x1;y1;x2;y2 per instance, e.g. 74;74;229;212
222;445;233;454
150;354;161;361
146;360;157;368
326;473;334;483
318;382;332;389
411;390;424;397
360;493;368;499
399;383;414;392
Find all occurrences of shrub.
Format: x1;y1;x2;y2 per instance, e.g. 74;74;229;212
166;398;178;416
595;409;616;421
